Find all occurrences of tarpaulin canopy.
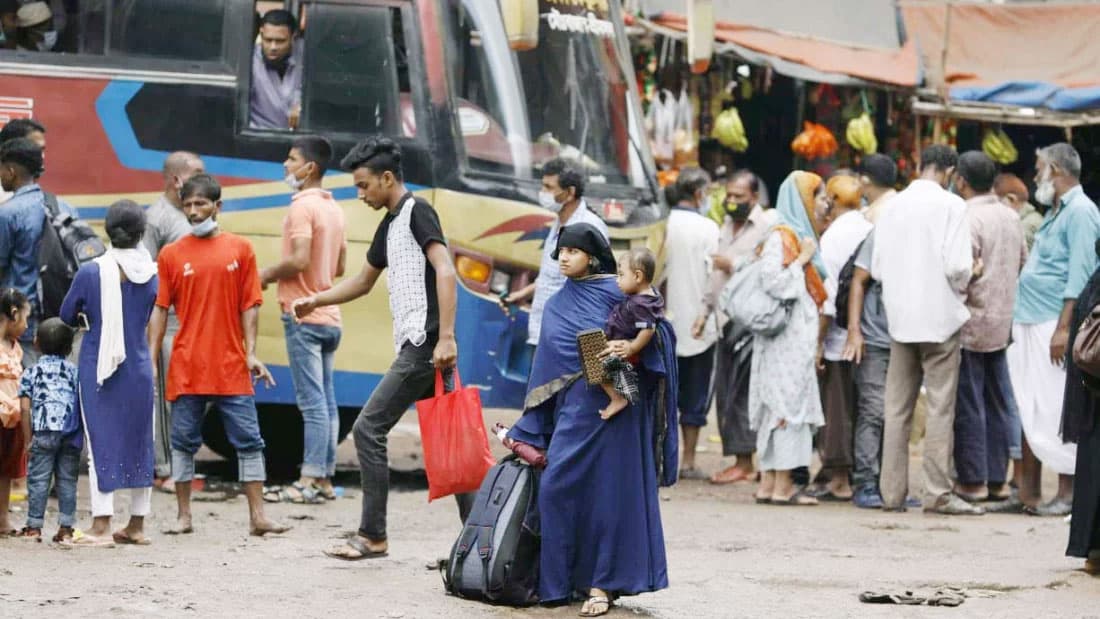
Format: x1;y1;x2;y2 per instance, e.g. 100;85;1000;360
632;0;921;88
901;1;1100;111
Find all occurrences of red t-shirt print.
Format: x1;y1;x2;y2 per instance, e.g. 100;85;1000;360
155;233;263;401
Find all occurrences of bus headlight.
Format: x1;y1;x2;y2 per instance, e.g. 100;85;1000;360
456;255;492;285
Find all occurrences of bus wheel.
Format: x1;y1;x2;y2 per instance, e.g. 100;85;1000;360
201;403;360;482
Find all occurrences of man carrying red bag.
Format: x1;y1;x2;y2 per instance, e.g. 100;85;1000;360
293;136;472;561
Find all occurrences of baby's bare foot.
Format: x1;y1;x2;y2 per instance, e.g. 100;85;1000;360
599;397;629;420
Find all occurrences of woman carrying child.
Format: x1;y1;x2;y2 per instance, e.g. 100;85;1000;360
60;200;158;546
507;224;678;617
0;288;30;536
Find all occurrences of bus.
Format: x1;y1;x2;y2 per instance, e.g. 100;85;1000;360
0;0;665;466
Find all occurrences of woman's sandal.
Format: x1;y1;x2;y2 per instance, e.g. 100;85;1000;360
771;489;819;506
579;595;612;617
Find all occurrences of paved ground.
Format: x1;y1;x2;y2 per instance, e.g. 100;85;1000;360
1;409;1097;618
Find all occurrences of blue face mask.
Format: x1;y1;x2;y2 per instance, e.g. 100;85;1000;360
191;217;218;237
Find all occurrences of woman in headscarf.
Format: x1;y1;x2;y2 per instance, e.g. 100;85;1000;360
1062;240;1100;573
507;223;678;617
60;200;158;546
750;171;828;506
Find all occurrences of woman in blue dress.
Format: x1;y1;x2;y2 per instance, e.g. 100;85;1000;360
60;200;158;546
508;223;679;617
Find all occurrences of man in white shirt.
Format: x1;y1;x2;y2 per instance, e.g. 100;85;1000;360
499;158;609;346
814;174;872;501
666;168;720;479
871;144;979;515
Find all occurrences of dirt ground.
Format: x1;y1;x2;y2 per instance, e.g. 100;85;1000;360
1;409;1098;618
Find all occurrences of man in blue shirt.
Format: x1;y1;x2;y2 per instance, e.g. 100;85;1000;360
0;137;75;364
1003;142;1100;517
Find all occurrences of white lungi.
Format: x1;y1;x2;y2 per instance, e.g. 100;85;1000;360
1006;321;1076;475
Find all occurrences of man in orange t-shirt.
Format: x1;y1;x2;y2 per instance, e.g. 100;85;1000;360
261;136;347;504
149;173;288;537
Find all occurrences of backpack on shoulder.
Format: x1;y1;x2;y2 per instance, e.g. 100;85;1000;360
833;238;867;329
442;455;540;606
37;193;106;319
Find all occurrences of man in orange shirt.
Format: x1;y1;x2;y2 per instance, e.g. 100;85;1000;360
149;174;288;537
261;136;347;504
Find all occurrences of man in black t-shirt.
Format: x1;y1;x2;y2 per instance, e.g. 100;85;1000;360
292;136;466;561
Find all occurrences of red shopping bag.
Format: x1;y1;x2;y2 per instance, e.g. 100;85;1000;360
415;370;495;501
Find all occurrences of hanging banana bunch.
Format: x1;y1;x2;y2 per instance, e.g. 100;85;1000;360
982;128;1019;165
845;113;877;154
712;107;749;152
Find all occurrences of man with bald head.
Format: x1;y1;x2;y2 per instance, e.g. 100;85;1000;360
144;151;205;487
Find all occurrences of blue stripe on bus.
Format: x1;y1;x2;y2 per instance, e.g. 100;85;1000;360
73;186;362;219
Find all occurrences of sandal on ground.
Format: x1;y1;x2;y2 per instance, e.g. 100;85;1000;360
754;494;772;505
811;488;853;502
0;528;17;537
19;526;41;540
771;489;819;506
61;533;115;548
710;466;754;485
318;486;338;501
579;595;612;617
52;527;74;543
113;530;151;545
323;536;388;561
264;482;325;505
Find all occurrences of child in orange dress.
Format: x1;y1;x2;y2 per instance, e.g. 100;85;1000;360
0;288;31;536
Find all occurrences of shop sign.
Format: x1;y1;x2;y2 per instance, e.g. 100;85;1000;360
542;0;614;38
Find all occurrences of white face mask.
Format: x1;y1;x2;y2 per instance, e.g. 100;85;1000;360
191;217;219;237
36;31;57;52
284;171;305;191
1035;167;1056;207
539;190;563;213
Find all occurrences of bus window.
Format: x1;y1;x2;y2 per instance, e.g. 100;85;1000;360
296;3;405;137
108;0;226;61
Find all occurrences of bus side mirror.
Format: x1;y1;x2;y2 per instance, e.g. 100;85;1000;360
500;0;539;51
687;0;714;74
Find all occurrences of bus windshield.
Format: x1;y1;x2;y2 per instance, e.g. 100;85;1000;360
445;0;651;198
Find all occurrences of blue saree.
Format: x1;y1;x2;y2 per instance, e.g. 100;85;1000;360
508;274;679;602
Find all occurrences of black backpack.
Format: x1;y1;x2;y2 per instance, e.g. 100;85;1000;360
442;456;540;606
834;238;866;329
36;193;106;319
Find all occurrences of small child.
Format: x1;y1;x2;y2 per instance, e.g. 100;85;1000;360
599;248;664;420
19;318;80;542
0;288;30;537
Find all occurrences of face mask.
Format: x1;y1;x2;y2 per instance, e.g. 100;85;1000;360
539;190;563;213
284;171;305;191
191;217;219;237
36;31;57;52
729;202;752;221
1035;169;1056;207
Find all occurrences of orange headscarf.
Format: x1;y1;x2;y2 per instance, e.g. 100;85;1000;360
772;171;827;309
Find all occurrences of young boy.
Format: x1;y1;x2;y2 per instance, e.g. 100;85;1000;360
19;318;80;542
599;248;664;419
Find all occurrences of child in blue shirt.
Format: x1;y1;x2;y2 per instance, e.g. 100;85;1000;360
19;318;80;542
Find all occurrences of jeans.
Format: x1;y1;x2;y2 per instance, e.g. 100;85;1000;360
852;345;889;488
26;432;80;528
170;395;266;483
954;349;1014;486
354;342;472;540
283;315;342;478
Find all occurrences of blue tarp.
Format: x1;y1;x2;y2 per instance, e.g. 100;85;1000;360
951;83;1100;112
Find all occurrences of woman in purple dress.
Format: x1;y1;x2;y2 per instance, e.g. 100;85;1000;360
60;200;158;546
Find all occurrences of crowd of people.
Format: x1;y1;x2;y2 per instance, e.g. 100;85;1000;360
660;142;1100;575
1;104;1100;611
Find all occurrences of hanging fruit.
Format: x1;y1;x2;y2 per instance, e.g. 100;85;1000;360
981;128;1019;165
845;113;878;154
712;107;748;152
792;122;838;160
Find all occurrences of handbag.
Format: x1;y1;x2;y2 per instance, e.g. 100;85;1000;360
718;256;793;337
1073;304;1100;379
415;370;495;501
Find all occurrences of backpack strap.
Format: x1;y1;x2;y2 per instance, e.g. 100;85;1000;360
42;191;61;219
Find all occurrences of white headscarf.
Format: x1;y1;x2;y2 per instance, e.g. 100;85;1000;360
93;246;156;385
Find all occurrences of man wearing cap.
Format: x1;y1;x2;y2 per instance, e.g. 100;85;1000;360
1;1;58;52
696;169;776;485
